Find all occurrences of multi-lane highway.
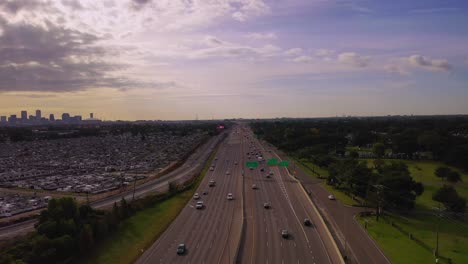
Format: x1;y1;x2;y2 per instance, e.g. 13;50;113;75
138;125;343;264
137;129;244;264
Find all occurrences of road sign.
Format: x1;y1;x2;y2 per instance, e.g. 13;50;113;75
279;160;289;167
246;161;258;168
267;158;278;166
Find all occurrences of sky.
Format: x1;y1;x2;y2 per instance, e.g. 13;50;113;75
0;0;467;120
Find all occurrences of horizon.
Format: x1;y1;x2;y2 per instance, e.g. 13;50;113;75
1;0;468;119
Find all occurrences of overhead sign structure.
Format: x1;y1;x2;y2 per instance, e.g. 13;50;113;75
246;161;259;168
267;158;278;166
279;160;289;167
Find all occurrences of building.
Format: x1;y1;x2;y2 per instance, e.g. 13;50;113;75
36;110;42;119
49;114;55;121
21;111;28;121
8;115;17;123
0;116;6;123
62;113;70;122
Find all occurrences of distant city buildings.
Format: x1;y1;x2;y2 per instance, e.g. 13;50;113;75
0;110;101;126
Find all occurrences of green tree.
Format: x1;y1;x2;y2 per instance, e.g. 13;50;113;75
433;185;466;213
372;143;385;158
435;166;451;179
446;170;462;183
79;224;94;254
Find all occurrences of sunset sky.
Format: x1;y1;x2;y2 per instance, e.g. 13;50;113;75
0;0;467;120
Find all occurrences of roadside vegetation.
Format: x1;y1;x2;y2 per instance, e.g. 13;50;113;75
251;117;468;263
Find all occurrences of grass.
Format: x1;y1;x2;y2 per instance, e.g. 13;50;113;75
363;159;468;208
81;145;218;264
322;184;359;206
357;213;468;264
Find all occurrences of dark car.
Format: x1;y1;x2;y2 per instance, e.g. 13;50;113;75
202;190;208;195
304;218;312;226
281;230;289;238
177;244;186;255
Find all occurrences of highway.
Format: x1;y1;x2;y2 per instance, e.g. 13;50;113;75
0;132;225;240
137;129;244;264
138;125;343;264
239;128;342;264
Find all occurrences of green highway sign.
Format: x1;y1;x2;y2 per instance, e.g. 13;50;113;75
246;161;259;168
279;160;289;167
267;158;278;166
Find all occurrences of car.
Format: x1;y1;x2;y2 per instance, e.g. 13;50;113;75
252;184;258;189
177;244;186;255
209;180;216;187
266;174;271;178
226;171;230;175
193;193;200;200
304;218;312;226
281;230;289;238
269;171;274;175
263;202;270;209
196;201;204;209
210;167;215;171
249;167;254;170
328;195;335;200
202;191;208;195
260;168;265;172
234;161;238;165
227;193;233;200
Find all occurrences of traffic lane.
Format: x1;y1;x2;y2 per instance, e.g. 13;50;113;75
139;132;242;264
310;184;390;264
137;140;232;264
269;143;389;264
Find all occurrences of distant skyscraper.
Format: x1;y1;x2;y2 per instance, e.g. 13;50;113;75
62;113;70;122
36;109;41;119
49;114;55;121
0;116;6;123
21;111;27;121
9;115;17;123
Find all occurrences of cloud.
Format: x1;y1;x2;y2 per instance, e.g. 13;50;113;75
292;56;313;63
245;32;277;40
204;35;225;46
407;55;451;71
189;43;280;60
315;49;335;57
0;18;173;92
61;0;84;10
0;0;43;14
284;48;303;56
384;64;410;76
338;52;370;67
409;7;460;14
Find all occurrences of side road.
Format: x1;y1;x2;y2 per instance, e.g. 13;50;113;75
267;144;392;264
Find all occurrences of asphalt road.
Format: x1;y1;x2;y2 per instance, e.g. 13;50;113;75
137;130;244;264
239;128;342;264
267;144;392;264
0;133;224;240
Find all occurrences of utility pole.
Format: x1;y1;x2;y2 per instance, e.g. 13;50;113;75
132;177;137;201
434;204;443;258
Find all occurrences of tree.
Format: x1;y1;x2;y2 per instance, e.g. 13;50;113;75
446;171;462;183
79;224;94;253
375;162;424;211
435;167;451;179
433;185;466;213
349;150;359;159
373;143;385;158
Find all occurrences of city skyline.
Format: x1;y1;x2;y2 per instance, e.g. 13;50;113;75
1;0;468;120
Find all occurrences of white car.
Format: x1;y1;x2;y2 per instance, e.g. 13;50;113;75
196;201;204;209
209;180;216;187
328;195;336;200
210;166;215;171
193;193;200;200
227;193;233;200
252;184;258;189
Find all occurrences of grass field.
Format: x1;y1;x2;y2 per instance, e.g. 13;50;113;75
357;213;468;264
81;147;217;264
